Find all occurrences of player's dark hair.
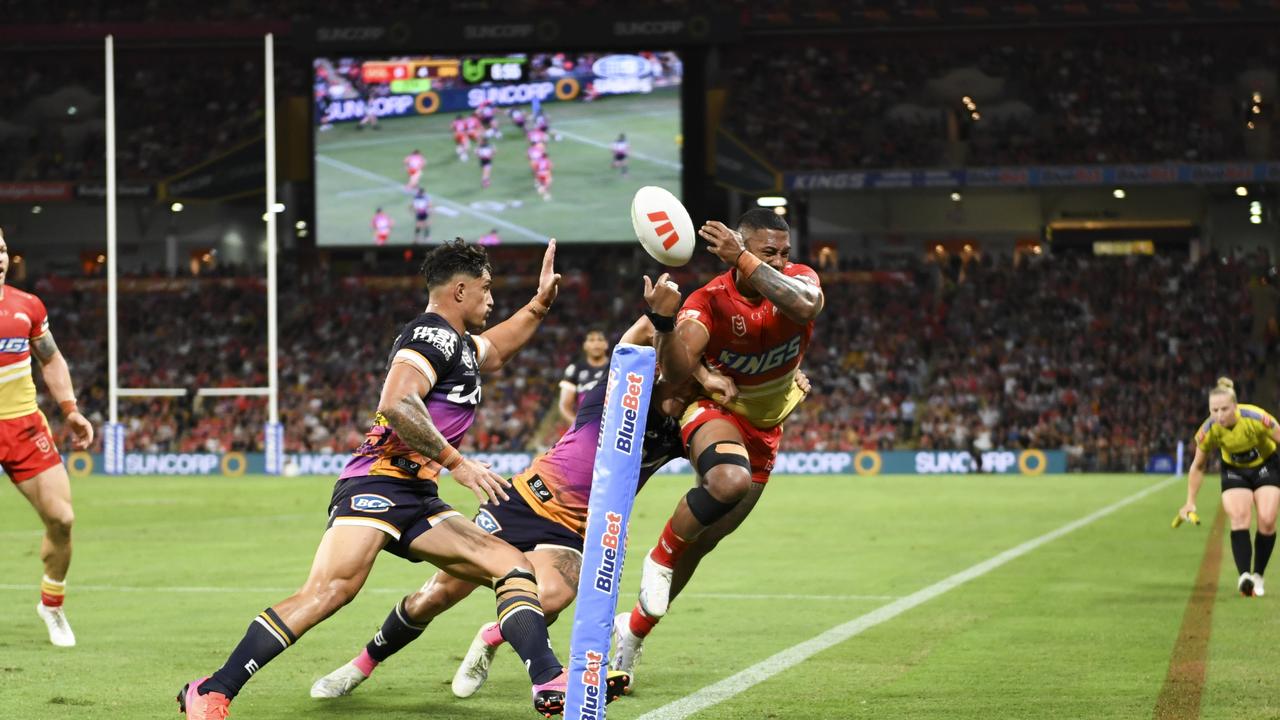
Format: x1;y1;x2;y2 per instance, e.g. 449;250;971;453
420;238;491;290
737;208;790;234
585;328;607;339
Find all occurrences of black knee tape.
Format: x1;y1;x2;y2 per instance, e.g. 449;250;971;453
685;486;739;527
695;441;752;478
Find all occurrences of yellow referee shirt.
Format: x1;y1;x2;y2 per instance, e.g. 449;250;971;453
1195;404;1278;468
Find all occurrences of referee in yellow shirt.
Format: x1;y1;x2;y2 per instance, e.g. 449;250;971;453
1181;378;1280;597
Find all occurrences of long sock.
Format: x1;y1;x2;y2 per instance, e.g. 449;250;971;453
1255;532;1276;575
40;575;65;608
1230;529;1253;575
495;569;562;685
366;597;428;663
203;608;298;699
480;621;505;647
649;519;692;569
628;601;660;639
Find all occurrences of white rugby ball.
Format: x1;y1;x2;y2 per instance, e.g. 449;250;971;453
631;185;695;266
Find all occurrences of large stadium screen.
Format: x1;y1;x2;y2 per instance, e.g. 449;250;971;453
313;51;684;246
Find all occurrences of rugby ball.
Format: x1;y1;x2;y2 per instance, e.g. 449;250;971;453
631;186;695;266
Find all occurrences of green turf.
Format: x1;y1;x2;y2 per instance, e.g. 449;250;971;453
0;473;1265;718
315;89;682;246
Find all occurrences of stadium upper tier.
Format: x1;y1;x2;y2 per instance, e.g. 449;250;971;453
29;245;1280;473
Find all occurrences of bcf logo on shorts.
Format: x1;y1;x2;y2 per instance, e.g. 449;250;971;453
474;509;502;534
350;494;394;513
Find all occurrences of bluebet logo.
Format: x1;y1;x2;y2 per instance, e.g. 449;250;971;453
593;511;624;594
577;649;605;719
613;372;644;454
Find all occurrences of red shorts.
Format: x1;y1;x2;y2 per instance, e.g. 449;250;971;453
375;230;390;245
0;411;62;484
679;399;783;483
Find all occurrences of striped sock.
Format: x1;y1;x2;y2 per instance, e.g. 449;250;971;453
40;575;65;608
204;608;298;700
495;569;561;684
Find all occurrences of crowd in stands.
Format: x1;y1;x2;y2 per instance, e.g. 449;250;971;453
30;244;1280;473
723;29;1278;170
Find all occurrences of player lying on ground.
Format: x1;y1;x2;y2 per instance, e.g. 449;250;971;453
178;240;575;719
613;209;824;689
1180;376;1280;597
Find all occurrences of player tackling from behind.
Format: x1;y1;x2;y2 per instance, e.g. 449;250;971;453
178;240;575;718
1180;377;1280;597
613;209;823;687
0;228;93;648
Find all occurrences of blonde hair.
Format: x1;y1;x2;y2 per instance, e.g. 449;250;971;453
1209;376;1237;402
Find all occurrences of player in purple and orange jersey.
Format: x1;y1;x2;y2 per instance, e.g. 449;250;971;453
179;240;578;719
0;228;93;649
309;310;775;705
557;329;609;423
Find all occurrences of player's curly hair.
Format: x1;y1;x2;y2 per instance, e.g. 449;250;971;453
420;238;492;290
736;207;790;235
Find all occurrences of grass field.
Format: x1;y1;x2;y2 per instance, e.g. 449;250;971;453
1;472;1276;719
315;89;682;247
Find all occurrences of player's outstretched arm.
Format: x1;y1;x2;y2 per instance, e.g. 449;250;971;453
1179;445;1208;519
477;240;561;373
644;273;706;385
378;363;510;503
698;220;824;324
32;332;92;449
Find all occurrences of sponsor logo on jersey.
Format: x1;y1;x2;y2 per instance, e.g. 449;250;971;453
475;508;502;534
412;325;457;359
528;475;554;503
0;337;29;353
716;336;803;376
350;493;395;513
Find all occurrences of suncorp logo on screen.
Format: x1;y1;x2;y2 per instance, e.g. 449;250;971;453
466;82;556;108
591;54;654;79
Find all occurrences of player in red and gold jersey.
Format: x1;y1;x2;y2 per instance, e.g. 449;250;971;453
613;209;823;686
0;229;94;648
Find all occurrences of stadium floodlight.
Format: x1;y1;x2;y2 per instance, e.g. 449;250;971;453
773;206;787;216
1250;201;1262;215
1113;188;1126;199
950;192;962;202
271;202;285;213
30;205;41;214
1251;215;1263;224
170;202;184;212
295;220;307;230
1237;186;1249;197
756;196;787;207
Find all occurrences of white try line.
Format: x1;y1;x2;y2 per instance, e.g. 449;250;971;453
0;584;893;602
557;129;680;170
316;154;547;241
637;475;1183;720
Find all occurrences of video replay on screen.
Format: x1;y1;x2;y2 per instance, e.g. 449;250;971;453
313;51;683;246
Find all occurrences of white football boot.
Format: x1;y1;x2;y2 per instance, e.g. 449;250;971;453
310;661;368;698
610;612;643;693
36;603;75;647
1252;573;1266;597
452;623;500;698
1238;572;1256;597
637;550;674;618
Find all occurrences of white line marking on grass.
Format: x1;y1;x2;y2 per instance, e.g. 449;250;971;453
557;129;680;169
637;475;1182;720
0;585;892;602
316;154;547;242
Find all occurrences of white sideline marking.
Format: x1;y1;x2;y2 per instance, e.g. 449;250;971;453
557;129;680;169
316;154;547;241
0;584;890;602
637;475;1182;720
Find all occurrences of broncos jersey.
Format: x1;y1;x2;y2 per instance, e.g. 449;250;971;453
340;312;487;482
559;358;607;411
513;380;683;536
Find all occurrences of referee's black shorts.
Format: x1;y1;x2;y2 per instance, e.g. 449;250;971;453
1220;452;1280;492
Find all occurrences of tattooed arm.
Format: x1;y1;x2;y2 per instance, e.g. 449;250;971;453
377;363;510;503
741;262;824;323
31;332;93;449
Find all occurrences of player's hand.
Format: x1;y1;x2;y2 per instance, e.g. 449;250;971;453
795;370;812;395
1173;502;1201;528
451;457;511;505
533;239;561;308
66;412;93;450
698;220;746;266
643;273;682;316
700;369;738;406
